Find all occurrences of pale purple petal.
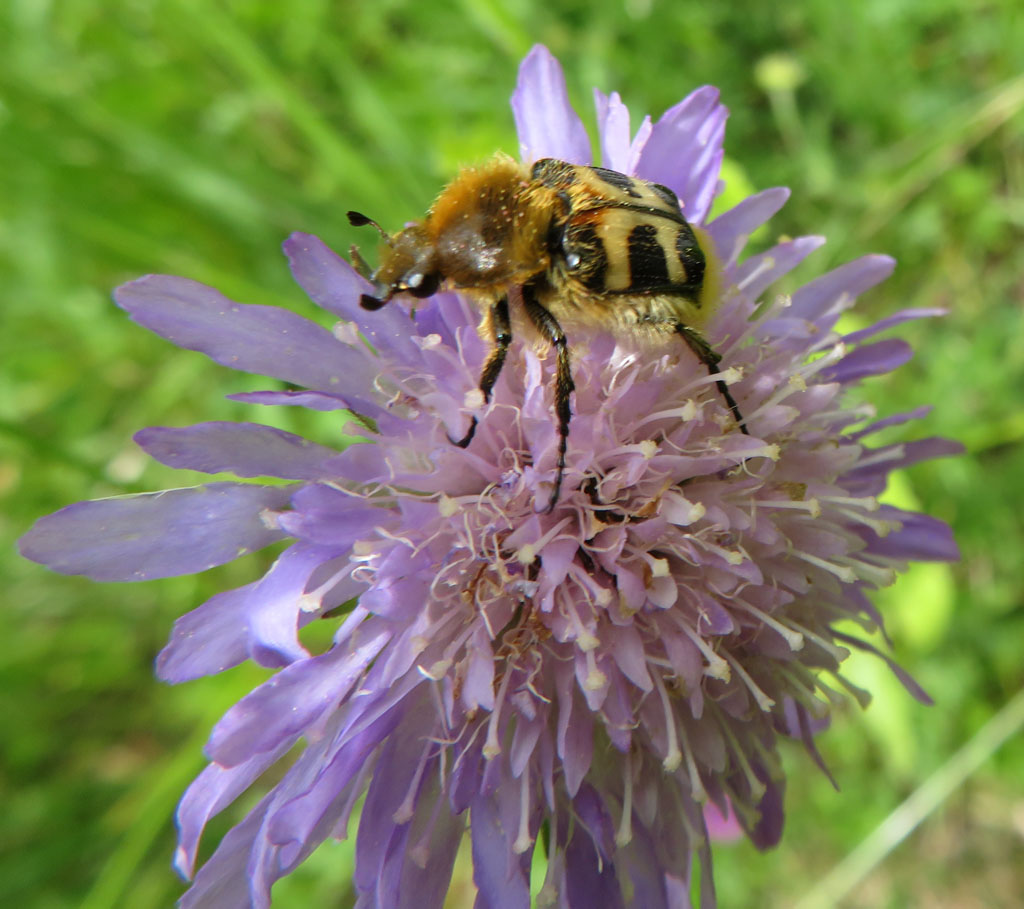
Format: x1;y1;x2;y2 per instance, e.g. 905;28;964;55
227;389;353;411
634;87;727;222
156;583;254;682
179;793;272;909
175;742;292;878
849;405;933;440
824;338;913;383
869;509;961;562
277;484;388;548
776;254;896;330
703;800;743;842
283;232;421;360
19;483;293;581
565;804;624;908
208;621;390;766
512;44;590;165
115;275;378;395
842;307;947;344
734;235;826;301
244;543;341;669
706;187;790;266
594;89;632;172
135;422;338;480
470;792;531;909
833;631;934;704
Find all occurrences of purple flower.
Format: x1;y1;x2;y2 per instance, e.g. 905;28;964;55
20;45;961;908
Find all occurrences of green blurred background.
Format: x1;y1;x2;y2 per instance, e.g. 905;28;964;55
3;1;1022;906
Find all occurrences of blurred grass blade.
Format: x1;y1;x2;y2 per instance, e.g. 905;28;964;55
795;685;1024;909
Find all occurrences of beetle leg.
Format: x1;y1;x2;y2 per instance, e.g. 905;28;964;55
451;296;512;448
522;284;574;512
675;324;748;434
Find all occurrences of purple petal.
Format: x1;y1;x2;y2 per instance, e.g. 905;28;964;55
565;805;625;909
179;799;270;909
277;484;388;548
389;779;465;909
870;509;961;562
283;232;421;361
833;631;934;704
706;187;790;266
175;742;292;878
824;338;913;383
115;275;377;395
846;438;964;493
617;822;670;909
703;800;743;842
594;89;632;172
19;482;293;581
634;87;727;223
355;699;437;892
842;307;947;344
777;254;896;330
135;422;339;480
734;235;826;301
745;770;785;850
156;583;254;682
512;45;590;165
227;389;360;411
244;542;342;669
469;791;531;909
208;620;390;766
849;405;933;440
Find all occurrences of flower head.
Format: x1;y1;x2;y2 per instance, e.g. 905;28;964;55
20;45;960;908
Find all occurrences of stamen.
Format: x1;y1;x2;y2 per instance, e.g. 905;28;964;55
393;740;433;824
676;621;731;681
408;787;446;867
835;507;899;537
640;552;670;578
721;651;776;712
677;719;708;803
296;563;356;613
781;618;850;664
792;550;858;583
830;671;873;708
735;600;804;651
774;664;830;719
819;494;880;511
512;770;534;854
417;658;452;681
483;668;513;759
615;751;634;846
583;649;607;690
653;674;682;771
714;709;767;802
839;556;898;588
756;497;822;518
736;255;776;293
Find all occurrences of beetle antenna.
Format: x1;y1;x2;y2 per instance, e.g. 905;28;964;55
347;211;391;243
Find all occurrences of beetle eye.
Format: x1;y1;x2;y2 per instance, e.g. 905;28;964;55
406;273;439;298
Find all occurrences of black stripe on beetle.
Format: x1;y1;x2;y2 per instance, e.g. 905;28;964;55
590;166;643;198
675;225;705;294
626;223;670;290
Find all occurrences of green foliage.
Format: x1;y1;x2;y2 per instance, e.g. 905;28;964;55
3;1;1022;905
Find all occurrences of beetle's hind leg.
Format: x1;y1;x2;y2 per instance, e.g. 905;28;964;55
522;284;574;512
675;324;749;434
451;296;513;448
